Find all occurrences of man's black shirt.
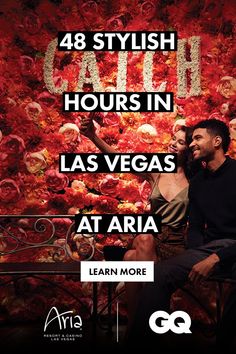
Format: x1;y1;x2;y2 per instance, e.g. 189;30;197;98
188;157;236;264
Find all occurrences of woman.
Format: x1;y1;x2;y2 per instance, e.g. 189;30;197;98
125;126;191;263
80;113;193;326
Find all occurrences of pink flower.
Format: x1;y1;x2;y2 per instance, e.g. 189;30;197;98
59;123;80;143
139;180;152;203
24;150;47;174
217;76;236;99
103;112;121;127
220;103;229;116
137;124;157;144
71;180;87;191
0;179;21;203
68;207;80;215
0;134;25;155
25;102;42;122
99;175;120;196
229;119;236;140
45;169;69;192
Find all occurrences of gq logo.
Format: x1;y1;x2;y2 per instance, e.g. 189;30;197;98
149;311;192;334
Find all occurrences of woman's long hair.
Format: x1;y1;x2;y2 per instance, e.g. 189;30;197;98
177;125;202;179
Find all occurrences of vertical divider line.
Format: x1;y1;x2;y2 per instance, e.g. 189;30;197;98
116;301;119;342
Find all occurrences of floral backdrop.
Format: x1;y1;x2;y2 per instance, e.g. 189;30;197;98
0;0;236;325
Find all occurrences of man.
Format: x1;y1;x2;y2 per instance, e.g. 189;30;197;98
128;119;236;352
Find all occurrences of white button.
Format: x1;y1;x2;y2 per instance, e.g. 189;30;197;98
80;261;154;282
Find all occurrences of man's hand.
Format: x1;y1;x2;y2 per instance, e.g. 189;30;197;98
188;253;220;285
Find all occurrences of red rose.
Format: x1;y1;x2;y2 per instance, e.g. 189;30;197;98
13;277;39;295
20;56;35;76
140;1;156;20
208;112;224;120
37;91;57;107
26;295;48;320
107;16;124;31
0;134;25;155
0;79;8;98
52;218;73;238
135;201;150;213
84;193;100;206
53;75;65;88
23;13;41;34
0;179;21;203
45;170;69;192
99;175;119;196
0;152;9;170
118;181;141;203
80;0;98;18
99;127;120;146
94;195;119;213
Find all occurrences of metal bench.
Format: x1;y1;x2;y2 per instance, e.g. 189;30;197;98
0;215;99;336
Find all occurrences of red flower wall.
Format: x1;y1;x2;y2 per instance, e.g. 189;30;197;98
0;0;235;219
0;0;235;324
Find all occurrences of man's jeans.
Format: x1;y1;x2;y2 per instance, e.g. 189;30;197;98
128;239;236;349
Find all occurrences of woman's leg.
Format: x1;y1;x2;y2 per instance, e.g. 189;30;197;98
134;234;158;262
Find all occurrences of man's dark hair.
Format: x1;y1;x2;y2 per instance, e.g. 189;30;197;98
193;119;231;153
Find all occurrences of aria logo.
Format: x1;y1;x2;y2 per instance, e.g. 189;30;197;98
44;306;82;332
